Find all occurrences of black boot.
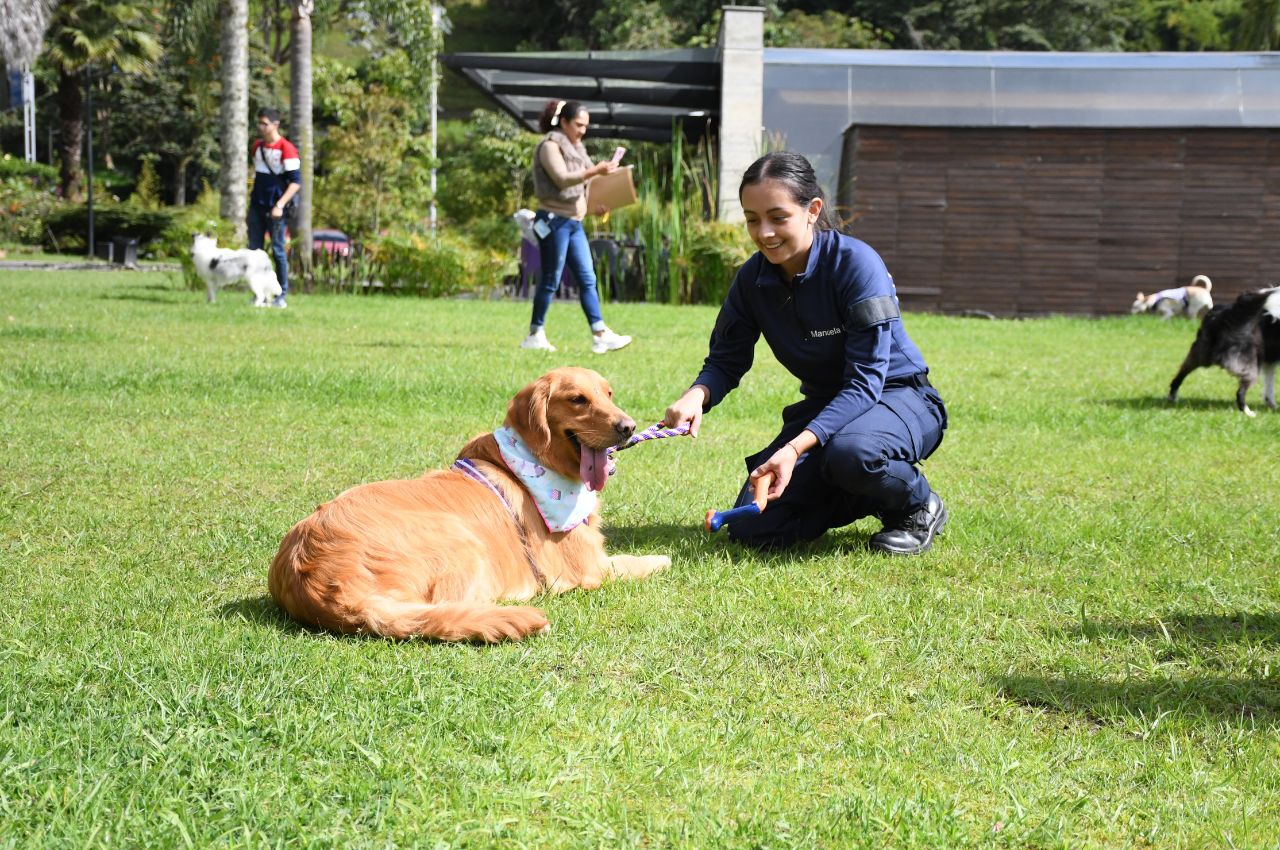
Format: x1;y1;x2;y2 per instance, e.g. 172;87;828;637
869;492;947;555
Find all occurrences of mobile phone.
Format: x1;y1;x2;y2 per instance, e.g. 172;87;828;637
610;146;626;165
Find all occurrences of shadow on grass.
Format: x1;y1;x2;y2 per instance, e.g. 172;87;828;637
101;291;184;305
1099;395;1235;412
1000;611;1280;725
350;340;425;349
1079;611;1280;645
994;673;1280;724
606;522;876;562
219;594;312;634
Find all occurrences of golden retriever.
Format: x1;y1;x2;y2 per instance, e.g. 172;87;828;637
268;367;669;642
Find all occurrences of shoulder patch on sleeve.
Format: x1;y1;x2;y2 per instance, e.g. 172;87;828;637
848;295;900;330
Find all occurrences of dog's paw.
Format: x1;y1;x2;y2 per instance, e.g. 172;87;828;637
607;554;670;579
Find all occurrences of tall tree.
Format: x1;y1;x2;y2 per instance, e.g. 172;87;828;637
109;53;221;205
0;0;59;67
219;0;249;241
1237;0;1280;47
291;0;314;271
40;0;162;200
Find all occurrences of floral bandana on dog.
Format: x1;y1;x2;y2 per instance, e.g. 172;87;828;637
494;426;600;533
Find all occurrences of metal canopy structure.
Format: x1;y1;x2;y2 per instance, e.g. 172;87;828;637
442;49;720;143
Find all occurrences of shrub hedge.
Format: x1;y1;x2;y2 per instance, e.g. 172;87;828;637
44;204;176;252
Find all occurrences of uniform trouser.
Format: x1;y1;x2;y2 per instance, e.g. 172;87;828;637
728;382;948;549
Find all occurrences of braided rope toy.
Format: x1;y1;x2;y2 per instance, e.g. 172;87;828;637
605;422;772;532
603;422;688;479
611;422;692;452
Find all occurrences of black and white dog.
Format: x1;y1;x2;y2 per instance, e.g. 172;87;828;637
191;234;282;307
1168;286;1280;416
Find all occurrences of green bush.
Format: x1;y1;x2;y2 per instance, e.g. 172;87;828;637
44;203;176;252
677;220;754;305
154;182;225;264
297;242;385;295
1;155;65;246
463;215;520;277
130;155;163;209
371;230;509;297
437;111;536;226
0;156;59;183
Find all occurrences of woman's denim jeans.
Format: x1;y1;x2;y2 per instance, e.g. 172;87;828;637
531;211;602;328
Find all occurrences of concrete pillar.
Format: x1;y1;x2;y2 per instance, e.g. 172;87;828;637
716;5;764;222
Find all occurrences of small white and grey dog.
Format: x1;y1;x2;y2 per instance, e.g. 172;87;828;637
1131;274;1214;320
191;234;282;306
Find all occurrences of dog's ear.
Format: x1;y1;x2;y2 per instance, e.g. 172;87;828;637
508;373;556;453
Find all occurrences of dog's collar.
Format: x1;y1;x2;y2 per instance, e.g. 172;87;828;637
452;458;546;588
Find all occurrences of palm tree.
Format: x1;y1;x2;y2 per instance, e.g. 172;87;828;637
0;0;59;67
1237;0;1280;48
42;0;162;200
219;0;249;242
291;0;315;270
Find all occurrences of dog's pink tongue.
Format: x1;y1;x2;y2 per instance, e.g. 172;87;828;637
581;445;609;492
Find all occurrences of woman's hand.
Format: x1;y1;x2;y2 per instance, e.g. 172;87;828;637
590;160;619;178
750;446;797;502
663;386;709;438
750;430;817;502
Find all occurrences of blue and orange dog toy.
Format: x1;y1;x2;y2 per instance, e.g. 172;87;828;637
610;422;772;532
703;473;772;533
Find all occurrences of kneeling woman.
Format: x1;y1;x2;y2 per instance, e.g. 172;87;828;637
662;152;948;554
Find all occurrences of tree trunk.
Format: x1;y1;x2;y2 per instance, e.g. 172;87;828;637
290;0;314;282
219;0;249;243
174;154;193;205
57;66;83;201
1236;0;1280;48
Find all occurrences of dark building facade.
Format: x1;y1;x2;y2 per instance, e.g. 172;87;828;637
839;125;1280;316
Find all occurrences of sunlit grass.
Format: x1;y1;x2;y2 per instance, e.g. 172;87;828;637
2;270;1278;849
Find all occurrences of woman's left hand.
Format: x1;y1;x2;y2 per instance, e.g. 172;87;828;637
750;444;799;502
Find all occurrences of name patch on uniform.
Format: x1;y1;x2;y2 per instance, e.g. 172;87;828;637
810;327;842;338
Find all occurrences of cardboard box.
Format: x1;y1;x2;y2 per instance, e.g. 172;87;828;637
585;165;637;215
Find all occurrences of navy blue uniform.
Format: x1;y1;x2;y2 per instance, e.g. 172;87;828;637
693;229;947;548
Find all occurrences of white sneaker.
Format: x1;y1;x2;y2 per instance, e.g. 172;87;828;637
591;327;632;354
520;328;556;351
271;295;288;309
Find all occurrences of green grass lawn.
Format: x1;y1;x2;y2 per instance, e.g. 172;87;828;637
2;270;1278;849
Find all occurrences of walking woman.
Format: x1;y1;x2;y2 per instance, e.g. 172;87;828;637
521;99;632;354
662;152;948;554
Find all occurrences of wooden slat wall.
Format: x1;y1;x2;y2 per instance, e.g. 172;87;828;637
838;126;1280;316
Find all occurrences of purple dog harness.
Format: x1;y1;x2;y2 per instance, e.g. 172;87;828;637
453;457;546;587
451;423;691;586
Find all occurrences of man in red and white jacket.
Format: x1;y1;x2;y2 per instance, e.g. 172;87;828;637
248;107;301;308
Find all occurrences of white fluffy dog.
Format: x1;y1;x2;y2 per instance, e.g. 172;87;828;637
1130;274;1214;320
191;234;282;306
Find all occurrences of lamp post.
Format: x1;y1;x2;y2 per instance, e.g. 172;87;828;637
428;3;451;232
22;67;36;163
85;65;95;259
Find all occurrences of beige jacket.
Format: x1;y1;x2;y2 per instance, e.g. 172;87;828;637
531;131;593;219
